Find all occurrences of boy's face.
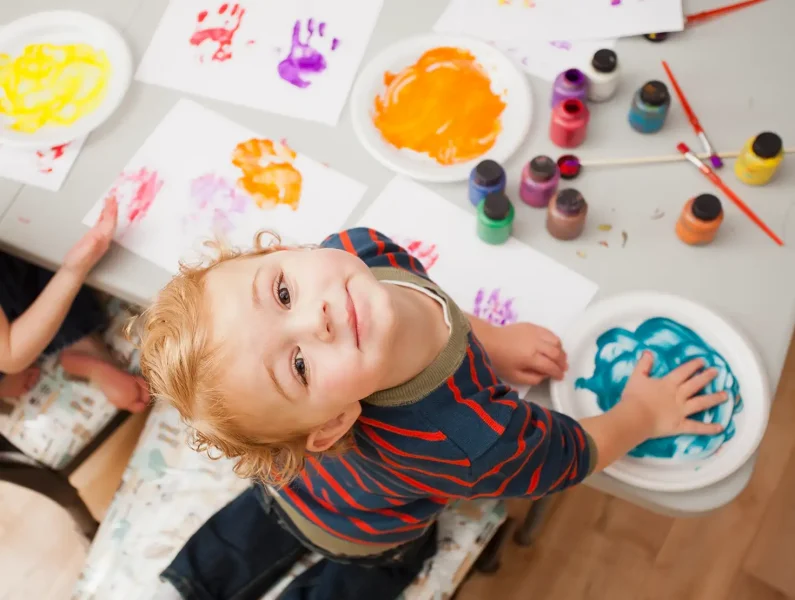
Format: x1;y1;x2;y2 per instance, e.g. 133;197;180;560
203;247;395;447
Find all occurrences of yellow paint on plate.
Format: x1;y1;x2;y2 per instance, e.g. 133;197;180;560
372;47;506;166
0;42;111;133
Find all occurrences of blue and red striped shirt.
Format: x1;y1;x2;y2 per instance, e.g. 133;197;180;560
271;228;596;555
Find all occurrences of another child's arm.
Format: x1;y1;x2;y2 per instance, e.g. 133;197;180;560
0;197;117;373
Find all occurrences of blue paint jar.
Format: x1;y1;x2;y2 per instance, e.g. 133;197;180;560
468;159;506;207
628;80;670;134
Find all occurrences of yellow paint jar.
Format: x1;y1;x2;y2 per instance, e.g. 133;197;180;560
734;132;784;186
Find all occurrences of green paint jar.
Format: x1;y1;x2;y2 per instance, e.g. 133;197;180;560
477;191;514;245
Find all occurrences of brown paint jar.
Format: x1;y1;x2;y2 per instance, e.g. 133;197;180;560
676;194;723;245
547;188;588;241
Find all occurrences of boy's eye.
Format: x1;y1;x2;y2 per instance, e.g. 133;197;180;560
275;273;291;307
294;350;307;385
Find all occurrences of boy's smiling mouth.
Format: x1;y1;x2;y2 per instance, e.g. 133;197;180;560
346;286;359;348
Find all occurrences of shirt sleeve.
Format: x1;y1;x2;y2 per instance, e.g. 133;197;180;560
321;228;430;279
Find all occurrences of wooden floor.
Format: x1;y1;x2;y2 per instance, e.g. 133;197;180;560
1;337;793;600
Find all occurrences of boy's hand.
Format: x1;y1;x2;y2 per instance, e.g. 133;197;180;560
480;322;568;386
621;352;728;439
63;196;118;279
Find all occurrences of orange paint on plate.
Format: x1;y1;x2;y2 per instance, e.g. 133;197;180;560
372;47;506;165
232;138;303;210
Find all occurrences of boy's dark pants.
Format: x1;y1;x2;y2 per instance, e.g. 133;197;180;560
162;485;437;600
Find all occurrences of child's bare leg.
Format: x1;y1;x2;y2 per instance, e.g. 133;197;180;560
59;334;149;413
0;366;41;398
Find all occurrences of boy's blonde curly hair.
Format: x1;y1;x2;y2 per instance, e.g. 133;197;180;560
129;232;343;487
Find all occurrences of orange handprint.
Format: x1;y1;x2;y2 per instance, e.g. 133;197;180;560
232;138;303;210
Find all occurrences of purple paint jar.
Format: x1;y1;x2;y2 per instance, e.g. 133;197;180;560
551;68;588;108
520;155;560;208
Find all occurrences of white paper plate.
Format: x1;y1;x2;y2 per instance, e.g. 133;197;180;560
551;291;770;492
350;34;532;183
0;11;132;147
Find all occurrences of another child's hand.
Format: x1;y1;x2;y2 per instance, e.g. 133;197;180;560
621;352;727;439
481;322;568;386
63;196;118;278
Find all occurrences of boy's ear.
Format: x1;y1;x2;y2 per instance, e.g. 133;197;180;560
305;402;361;453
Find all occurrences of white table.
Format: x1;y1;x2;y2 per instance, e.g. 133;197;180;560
1;0;793;516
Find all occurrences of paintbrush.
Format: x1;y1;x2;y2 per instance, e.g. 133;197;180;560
577;147;795;168
686;0;768;25
663;61;722;169
677;142;784;246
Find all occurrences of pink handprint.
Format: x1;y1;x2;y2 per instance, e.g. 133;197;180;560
184;173;250;236
473;288;518;326
107;167;164;232
277;19;340;88
190;3;246;63
393;237;440;271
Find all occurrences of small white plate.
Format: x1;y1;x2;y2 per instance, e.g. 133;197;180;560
0;11;133;148
551;291;770;492
350;34;532;183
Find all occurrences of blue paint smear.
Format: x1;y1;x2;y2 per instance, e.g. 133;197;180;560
575;317;743;460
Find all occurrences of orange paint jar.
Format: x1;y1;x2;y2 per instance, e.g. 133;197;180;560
676;194;723;246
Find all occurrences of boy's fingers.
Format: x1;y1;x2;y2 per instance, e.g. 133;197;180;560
679;419;724;436
515;370;546;386
531;355;565;380
668;358;706;384
541;343;566;365
635;351;654;376
680;368;719;398
685;391;728;416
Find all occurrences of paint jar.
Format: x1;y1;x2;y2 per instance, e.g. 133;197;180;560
550;99;590;148
676;194;723;246
520;155;560;208
628;81;670;134
477;191;514;245
734;131;784;186
547;189;588;241
644;33;669;42
551;68;588;108
469;159;506;207
584;49;619;102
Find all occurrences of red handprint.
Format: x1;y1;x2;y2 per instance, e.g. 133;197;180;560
393;237;440;271
35;143;69;174
190;3;245;63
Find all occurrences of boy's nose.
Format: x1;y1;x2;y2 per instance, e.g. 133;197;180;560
314;301;333;342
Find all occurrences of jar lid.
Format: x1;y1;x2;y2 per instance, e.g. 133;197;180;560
592;49;617;74
474;159;504;186
563;68;585;86
692;194;722;221
556;189;586;215
483;191;512;221
752;132;783;159
640;81;669;107
529;155;557;182
557;154;582;180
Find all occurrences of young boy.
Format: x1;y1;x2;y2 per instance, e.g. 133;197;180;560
136;228;725;600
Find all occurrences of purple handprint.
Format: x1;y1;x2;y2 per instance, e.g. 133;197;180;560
277;19;339;89
473;288;518;327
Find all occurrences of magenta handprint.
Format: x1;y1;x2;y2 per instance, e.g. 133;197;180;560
393;236;440;270
277;19;340;89
190;3;245;63
473;288;518;326
184;173;250;236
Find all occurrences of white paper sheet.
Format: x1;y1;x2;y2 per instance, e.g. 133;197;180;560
0;138;85;191
136;0;383;126
82;99;366;274
357;177;599;396
434;0;684;42
490;38;616;82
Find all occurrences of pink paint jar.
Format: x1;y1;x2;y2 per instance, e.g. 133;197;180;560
520;155;560;208
550;98;590;149
551;68;588;108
